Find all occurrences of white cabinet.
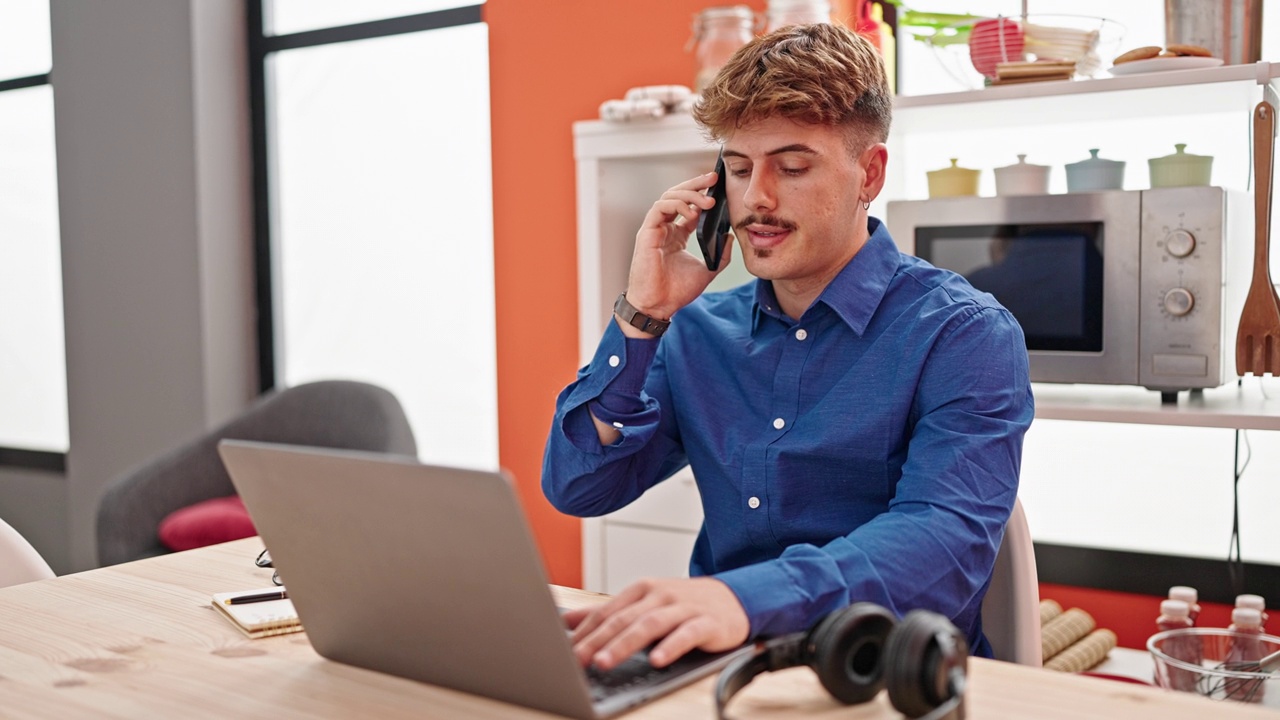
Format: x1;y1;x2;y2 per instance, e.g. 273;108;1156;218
573;64;1280;593
583;466;701;594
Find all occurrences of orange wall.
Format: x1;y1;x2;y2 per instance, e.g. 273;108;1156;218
485;1;767;587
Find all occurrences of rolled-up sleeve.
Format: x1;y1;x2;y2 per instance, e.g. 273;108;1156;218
542;320;687;517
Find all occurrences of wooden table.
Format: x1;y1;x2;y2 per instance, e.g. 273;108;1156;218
0;538;1273;719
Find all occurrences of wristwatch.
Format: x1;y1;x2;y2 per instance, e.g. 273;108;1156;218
613;293;671;337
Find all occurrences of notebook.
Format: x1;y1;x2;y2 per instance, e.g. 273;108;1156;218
211;588;302;639
216;440;743;720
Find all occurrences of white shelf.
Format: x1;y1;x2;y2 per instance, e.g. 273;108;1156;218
575;62;1280;157
894;71;1263;134
896;60;1274;110
1034;381;1280;431
574;113;710;160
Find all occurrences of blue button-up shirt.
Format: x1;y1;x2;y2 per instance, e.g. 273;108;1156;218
542;218;1033;656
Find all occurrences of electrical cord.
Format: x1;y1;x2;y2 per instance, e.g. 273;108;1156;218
1228;427;1251;597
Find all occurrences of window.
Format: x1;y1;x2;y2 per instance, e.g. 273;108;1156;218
251;2;497;471
0;0;67;462
268;0;470;35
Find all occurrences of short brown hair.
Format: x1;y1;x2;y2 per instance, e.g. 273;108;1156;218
693;23;892;151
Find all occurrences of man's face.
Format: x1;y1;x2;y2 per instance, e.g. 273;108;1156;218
722;117;876;286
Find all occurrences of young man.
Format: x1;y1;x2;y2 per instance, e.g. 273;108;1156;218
542;23;1033;671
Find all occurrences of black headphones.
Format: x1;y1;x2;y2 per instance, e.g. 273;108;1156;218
714;603;968;720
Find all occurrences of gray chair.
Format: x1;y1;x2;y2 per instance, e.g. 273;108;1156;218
95;380;417;567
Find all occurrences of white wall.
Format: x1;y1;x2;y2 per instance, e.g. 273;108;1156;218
43;0;256;571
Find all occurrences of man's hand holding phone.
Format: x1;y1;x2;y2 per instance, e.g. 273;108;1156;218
619;151;733;338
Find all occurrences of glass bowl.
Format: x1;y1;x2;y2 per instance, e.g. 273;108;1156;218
918;14;1125;90
1148;628;1280;708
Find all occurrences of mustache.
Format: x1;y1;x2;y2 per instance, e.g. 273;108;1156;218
735;214;798;232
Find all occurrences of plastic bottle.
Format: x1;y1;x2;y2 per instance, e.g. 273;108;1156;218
1156;599;1199;692
1236;594;1269;631
871;2;896;93
1224;607;1265;702
852;2;895;93
1168;586;1201;625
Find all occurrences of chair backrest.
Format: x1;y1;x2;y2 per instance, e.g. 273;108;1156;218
0;518;55;588
982;497;1041;666
95;380;418;567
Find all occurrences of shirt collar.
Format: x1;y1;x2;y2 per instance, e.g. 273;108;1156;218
751;217;901;336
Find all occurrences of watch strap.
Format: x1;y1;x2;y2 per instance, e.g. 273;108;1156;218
614;293;670;337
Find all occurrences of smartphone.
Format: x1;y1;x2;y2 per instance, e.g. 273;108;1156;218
696;149;731;272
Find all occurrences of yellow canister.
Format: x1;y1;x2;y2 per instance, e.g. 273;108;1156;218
927;158;981;198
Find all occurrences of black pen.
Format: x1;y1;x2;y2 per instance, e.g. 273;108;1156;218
225;589;288;605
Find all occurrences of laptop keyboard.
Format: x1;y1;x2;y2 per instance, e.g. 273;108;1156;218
557;609;729;703
585;654;666;701
583;649;720;702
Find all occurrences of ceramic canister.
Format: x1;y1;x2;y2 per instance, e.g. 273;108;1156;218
927;158;981;198
993;154;1050;196
1148;143;1213;188
1064;149;1125;193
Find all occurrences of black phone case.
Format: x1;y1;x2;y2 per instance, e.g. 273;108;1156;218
696;151;731;271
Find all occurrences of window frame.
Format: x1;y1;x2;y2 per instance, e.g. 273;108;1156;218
246;1;485;394
0;64;64;472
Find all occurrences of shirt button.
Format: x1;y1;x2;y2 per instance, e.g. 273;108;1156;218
612;421;624;429
608;355;620;367
795;329;807;341
773;418;785;429
748;496;760;509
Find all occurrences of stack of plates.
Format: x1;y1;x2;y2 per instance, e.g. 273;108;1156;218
1023;22;1103;76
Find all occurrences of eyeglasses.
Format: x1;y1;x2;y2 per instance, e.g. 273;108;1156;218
255;548;283;586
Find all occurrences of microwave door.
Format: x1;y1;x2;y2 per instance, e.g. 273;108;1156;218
886;193;1142;387
918;223;1104;353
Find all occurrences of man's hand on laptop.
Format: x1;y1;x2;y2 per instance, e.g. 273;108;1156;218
564;577;749;670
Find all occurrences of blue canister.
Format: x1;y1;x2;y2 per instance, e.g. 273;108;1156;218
1065;149;1125;193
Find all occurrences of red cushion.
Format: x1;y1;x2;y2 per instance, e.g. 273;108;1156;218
157;495;257;552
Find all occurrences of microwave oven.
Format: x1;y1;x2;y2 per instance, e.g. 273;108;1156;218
886;186;1252;400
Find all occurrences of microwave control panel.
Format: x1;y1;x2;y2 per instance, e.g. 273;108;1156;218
1138;186;1244;391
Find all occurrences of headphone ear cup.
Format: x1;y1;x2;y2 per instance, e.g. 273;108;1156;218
884;610;967;719
807;602;896;705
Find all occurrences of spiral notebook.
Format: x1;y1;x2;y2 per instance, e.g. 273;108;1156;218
211;588;303;639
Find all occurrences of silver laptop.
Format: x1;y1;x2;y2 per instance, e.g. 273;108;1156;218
217;440;742;719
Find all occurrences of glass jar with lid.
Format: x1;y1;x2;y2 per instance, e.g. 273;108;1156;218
764;0;831;32
692;6;756;93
